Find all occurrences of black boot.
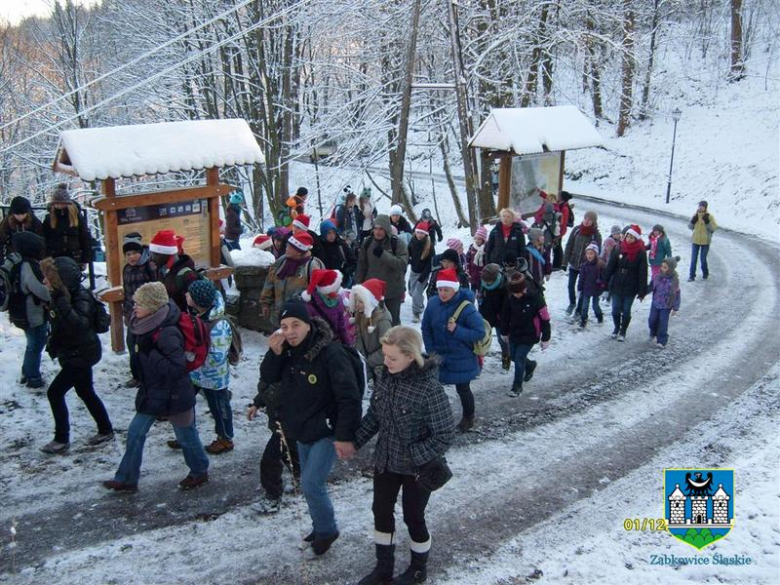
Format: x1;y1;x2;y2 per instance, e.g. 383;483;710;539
611;314;622;338
394;550;428;584
620;316;631;337
523;360;537;382
358;543;395;585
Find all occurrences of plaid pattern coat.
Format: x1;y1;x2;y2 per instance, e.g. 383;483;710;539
355;357;454;475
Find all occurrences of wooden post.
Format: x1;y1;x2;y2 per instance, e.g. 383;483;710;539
558;150;566;193
102;178;125;353
206;168;221;268
497;155;512;211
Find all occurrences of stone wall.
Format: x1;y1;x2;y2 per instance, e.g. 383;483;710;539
233;264;275;333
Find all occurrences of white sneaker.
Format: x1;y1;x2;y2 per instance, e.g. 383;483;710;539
656;342;666;349
617;334;626;342
649;335;656;344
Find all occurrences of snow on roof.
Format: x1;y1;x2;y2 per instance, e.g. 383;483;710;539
54;119;265;181
468;106;603;154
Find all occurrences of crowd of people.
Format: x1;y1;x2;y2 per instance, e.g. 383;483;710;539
3;182;714;584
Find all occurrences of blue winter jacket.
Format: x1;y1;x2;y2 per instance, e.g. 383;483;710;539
189;293;232;391
422;288;484;385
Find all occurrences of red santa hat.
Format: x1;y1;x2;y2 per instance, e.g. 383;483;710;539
287;231;313;252
436;267;460;291
415;221;430;235
253;234;273;251
292;214;311;231
349;278;386;333
625;224;643;240
302;269;343;302
149;230;179;255
175;234;185;255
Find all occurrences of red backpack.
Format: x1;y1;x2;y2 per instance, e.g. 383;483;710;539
153;312;210;372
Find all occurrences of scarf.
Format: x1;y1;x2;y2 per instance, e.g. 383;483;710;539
649;236;659;260
481;274;504;291
472;243;485;267
526;246;545;266
318;292;340;308
277;255;308;279
501;223;512;240
130;304;171;335
620;238;644;262
579;223;596;237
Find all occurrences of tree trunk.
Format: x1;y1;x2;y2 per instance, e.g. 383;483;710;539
616;0;635;137
639;0;660;120
585;10;604;120
439;134;468;228
729;0;745;81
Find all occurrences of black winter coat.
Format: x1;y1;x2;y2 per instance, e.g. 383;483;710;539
0;214;44;261
47;286;102;369
499;291;551;346
160;254;201;311
479;275;508;328
133;301;197;416
408;236;435;278
390;215;413;235
260;318;362;444
316;237;356;276
43;203;92;263
225;204;243;240
604;247;649;298
485;222;526;265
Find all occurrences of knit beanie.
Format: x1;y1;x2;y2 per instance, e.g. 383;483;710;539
51;183;71;203
481;263;501;284
663;255;681;271
652;224;665;234
585;242;600;255
123;232;144;254
475;225;488;242
188;279;217;309
446;237;464;255
296;187;309;197
527;227;544;243
390;204;403;216
279;300;311;325
610;225;622;236
230;191;244;205
9;196;32;215
439;248;460;266
584;210;598;224
133;282;169;313
507;272;527;294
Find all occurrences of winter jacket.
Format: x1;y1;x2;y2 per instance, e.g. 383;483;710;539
577;256;606;297
133;301;197;416
354;305;392;370
43;202;92;264
533;192;571;237
524;245;552;284
355;357;454;475
122;249;156;320
426;262;470;299
604;246;648;299
408;235;435;282
601;236;619;263
189;293;232;391
159;254;201;311
422;287;484;385
390;215;413;235
306;291;355;346
478;274;507;328
356;215;409;300
650;271;681;311
335;204;360;237
689;211;718;245
499;291;551;346
260;254;324;326
0;214;44;261
647;234;673;267
225;203;243;241
415;219;443;243
485;222;526;265
563;225;603;271
260;318;363;444
465;243;486;288
9;232;49;330
316;237;356;278
41;257;101;369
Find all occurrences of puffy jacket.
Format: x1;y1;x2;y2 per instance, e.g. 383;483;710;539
0;214;44;261
260;318;362;444
604;246;648;299
354;357;454;475
650;271;681;311
563;225;602;271
122;249;156;320
422;288;484;385
43;202;92;263
159;254;201;311
577;257;606;297
133;300;197;416
647;234;673;267
478;274;507;328
306;291;355;345
485;222;526;265
499;290;551;346
356;215;409;300
354;305;392;370
189;293;232;391
260;254;324;326
408;235;435;279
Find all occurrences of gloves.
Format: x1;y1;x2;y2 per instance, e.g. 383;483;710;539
372;246;384;258
137;335;155;355
541;341;550;350
703;214;710;224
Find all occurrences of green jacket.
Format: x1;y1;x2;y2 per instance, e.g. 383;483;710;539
356;214;409;299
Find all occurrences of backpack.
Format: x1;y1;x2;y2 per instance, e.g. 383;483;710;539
362;234;398;256
451;300;493;357
154;311;210;372
0;252;22;313
341;344;368;399
207;315;243;366
92;295;111;334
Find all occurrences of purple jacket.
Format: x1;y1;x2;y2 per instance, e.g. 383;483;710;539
650;272;681;310
577;257;606;297
465;244;485;288
306;292;355;345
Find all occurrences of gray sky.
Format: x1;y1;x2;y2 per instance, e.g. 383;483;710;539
0;0;101;25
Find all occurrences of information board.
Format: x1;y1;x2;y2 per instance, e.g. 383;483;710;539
510;152;562;213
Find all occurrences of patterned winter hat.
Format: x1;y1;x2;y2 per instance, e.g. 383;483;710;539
436;268;460;291
625;224;642;240
507;271;527;294
390;204;403;216
123;232;144;254
133;282;169;313
253;234;273;250
287;231;313;252
415;221;430;235
189;279;217;309
302;269;342;302
149;230;179;256
585;242;600;255
229;191;244;205
475;225;488;242
292;214;311;231
446;238;463;255
349;278;386;332
50;183;71;203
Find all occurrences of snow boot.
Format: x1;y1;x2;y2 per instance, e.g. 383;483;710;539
40;440;70;455
611;314;622;339
358;542;395;585
501;354;511;372
311;530;340;556
523;360;537;383
507;382;523;398
205;437;234;454
252;495;282;515
456;416;474;432
394;550;429;584
179;473;209;490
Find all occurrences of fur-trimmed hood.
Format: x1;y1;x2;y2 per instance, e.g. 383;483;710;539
298;316;335;362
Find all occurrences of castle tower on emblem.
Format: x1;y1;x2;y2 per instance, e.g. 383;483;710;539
668;485;686;524
712;484;731;525
667;477;732;528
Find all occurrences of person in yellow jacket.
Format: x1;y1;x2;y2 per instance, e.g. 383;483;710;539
687;200;718;281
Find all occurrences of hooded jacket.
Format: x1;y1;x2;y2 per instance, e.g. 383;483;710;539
189;293;232;391
499;290;551;346
479;273;507;328
260;254;324;326
355;357;454;475
354;304;392;370
650;270;681;311
356;214;409;300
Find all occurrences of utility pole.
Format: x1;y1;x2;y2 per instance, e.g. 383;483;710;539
446;0;479;233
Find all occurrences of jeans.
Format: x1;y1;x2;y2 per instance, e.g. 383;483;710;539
126;329;139;380
372;470;432;544
47;365;113;443
408;272;427;317
497;331;509;359
22;323;48;383
690;243;710;279
201;387;234;440
510;343;533;384
297;437;338;536
579;294;603;323
385;296;402;326
567;268;580;306
648;305;672;345
260;423;300;499
455;383;475;419
611;294;635;333
114;410;209;485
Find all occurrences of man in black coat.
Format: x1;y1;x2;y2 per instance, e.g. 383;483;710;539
260;302;362;556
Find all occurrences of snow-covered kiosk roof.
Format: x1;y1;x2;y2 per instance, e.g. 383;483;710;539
53;119;265;181
468;106;603;154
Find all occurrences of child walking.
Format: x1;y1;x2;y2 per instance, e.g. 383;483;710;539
122;232;156;388
648;256;681;348
576;243;605;327
647;224;673;279
465;225;488;291
302;268;354;345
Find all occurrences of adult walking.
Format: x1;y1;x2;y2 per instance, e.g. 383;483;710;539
415;208;443;243
352;326;455;585
422;268;484;432
563;210;602;317
356;214;409;326
688;200;717;281
407;222;436;323
604;225;648;341
42;183;93;266
224;191;244;251
260;302;362;556
485;208;526;265
0;195;44;261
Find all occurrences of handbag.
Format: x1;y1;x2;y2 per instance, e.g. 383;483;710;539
415;456;453;492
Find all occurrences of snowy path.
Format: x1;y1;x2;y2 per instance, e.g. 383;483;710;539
1;202;778;584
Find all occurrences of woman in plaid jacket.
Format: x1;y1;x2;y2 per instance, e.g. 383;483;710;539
352;326;454;585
